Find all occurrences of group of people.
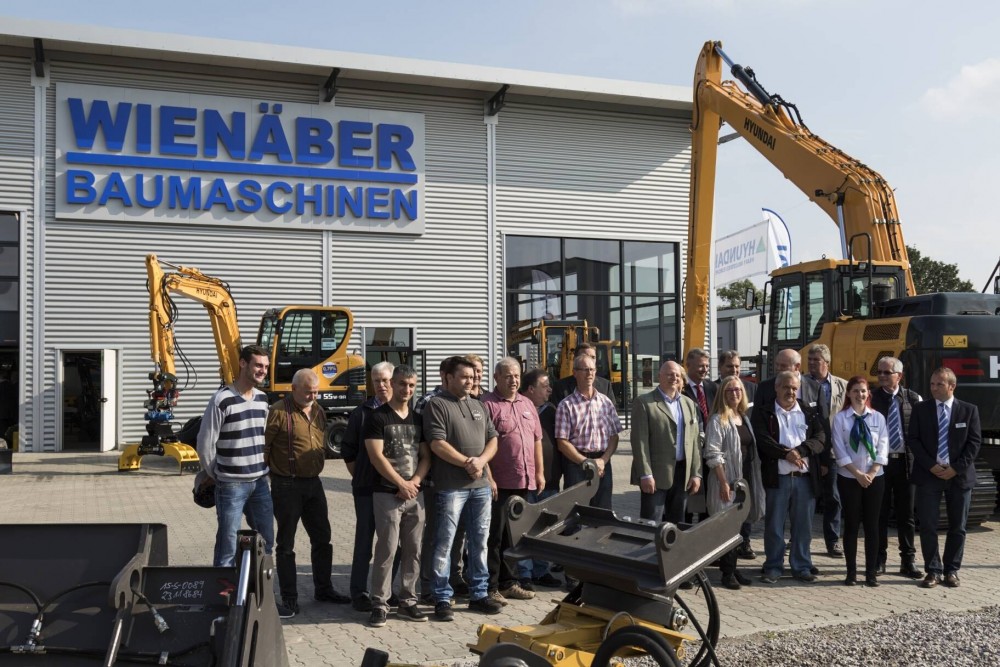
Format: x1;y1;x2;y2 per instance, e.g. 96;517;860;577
193;339;982;627
636;345;981;591
194;342;621;626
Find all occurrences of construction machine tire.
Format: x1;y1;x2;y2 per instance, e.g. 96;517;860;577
908;466;998;530
966;468;998;528
325;415;348;459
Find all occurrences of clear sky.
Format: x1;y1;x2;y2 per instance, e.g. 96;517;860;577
3;0;998;289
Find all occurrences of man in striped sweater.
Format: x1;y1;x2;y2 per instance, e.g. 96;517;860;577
197;344;275;568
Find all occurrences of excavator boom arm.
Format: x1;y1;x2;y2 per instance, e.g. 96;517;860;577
146;254;242;385
683;41;914;353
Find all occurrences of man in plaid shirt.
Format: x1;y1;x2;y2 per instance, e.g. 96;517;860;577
555;352;623;510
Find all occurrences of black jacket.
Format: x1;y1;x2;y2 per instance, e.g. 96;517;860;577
552;375;617;406
907;398;981;490
682;380;718;429
750;398;828;495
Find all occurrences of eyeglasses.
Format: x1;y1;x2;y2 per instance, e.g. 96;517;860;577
876;370;897;375
574;367;596;373
724;388;743;394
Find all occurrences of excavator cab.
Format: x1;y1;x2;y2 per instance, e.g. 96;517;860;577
766;259;907;376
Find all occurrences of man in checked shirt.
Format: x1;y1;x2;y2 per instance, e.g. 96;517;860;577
555;352;623;510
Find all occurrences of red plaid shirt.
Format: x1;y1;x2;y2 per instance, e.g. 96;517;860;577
555;389;622;453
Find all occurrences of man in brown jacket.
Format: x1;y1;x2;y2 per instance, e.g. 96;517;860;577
265;368;349;616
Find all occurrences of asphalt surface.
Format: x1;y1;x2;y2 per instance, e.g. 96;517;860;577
1;444;998;666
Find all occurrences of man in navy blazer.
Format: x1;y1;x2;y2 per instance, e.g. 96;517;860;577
907;367;981;589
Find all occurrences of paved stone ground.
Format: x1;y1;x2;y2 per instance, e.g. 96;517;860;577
1;444;998;666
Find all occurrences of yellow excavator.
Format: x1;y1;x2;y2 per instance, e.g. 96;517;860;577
119;254;365;471
507;319;627;404
685;40;999;518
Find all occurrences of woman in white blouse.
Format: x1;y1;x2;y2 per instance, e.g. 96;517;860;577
704;376;766;590
832;376;889;587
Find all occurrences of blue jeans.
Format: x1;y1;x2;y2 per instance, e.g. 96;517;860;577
762;474;815;577
433;486;491;602
214;476;274;567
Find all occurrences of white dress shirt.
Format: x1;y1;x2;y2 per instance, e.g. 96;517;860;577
832;406;889;477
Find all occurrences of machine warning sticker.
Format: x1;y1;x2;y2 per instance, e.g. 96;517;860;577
943;336;968;348
322;363;338;378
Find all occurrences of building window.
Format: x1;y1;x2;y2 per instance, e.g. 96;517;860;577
0;212;18;346
505;235;679;411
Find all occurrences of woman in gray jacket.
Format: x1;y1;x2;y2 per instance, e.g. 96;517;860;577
705;376;766;589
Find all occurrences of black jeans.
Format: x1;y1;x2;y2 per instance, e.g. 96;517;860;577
838;474;885;578
877;456;915;566
564;457;613;510
271;475;333;601
350;492;376;599
488;488;529;591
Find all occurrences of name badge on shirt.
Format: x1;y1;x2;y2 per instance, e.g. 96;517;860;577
808;401;817;408
955;422;967;429
522;410;533;419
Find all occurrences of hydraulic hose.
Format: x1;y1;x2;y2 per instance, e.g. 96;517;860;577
592;624;681;667
673;571;723;667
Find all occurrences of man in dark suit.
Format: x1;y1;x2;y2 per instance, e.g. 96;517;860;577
682;348;718;428
870;355;922;579
908;367;981;589
631;360;702;523
550;342;617;405
716;349;758;559
681;348;717;520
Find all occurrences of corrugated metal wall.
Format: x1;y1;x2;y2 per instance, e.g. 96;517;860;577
328;88;490;375
0;57;34;446
495;102;690;240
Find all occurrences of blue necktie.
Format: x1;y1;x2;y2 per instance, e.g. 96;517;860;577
887;397;903;452
937;403;950;465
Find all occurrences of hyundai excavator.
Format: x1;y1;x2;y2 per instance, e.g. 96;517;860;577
507;319;627;406
118;254;365;472
685;40;1000;518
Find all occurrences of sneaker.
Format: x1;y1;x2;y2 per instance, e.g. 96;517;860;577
434;601;454;622
759;574;779;584
827;542;844;558
352;594;373;612
532;573;562;588
734;571;753;586
369;608;387;627
793;572;817;583
314;589;351;604
499;582;535;600
277;600;297;619
397;603;428;622
468;596;503;615
518;579;536;592
488;590;509;607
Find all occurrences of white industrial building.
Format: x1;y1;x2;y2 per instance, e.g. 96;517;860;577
0;18;696;453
